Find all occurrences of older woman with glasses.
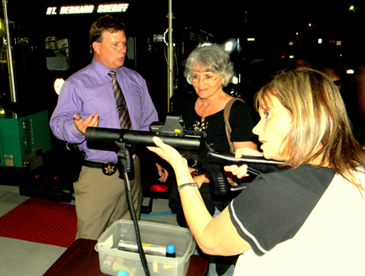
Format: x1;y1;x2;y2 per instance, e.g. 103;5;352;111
181;44;257;173
170;45;257;276
150;68;365;276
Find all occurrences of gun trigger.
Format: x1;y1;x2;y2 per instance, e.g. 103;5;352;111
192;168;204;175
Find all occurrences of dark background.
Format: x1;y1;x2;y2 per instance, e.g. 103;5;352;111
2;1;365;116
2;1;365;187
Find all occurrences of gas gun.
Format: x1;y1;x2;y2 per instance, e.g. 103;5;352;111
85;115;283;195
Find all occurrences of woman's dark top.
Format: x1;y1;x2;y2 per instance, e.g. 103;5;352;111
179;94;257;213
179;95;256;154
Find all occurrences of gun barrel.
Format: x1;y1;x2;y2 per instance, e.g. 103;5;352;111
85;127;121;143
85;127;202;151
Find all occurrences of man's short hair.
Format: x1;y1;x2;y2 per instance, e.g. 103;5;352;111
89;14;126;44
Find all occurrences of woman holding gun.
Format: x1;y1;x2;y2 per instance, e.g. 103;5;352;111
148;68;365;276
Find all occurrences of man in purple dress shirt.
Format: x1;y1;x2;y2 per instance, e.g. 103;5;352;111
50;15;168;240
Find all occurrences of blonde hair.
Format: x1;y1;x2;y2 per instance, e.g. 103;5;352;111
255;69;365;191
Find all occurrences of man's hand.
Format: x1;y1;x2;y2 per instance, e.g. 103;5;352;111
73;113;99;134
156;163;169;183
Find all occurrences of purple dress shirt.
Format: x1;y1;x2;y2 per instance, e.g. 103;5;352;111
50;59;158;163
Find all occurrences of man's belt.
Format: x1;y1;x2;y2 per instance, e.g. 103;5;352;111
83;160;118;176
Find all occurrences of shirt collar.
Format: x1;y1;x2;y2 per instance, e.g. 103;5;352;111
91;58;119;77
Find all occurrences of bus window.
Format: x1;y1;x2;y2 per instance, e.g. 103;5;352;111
45;36;70;71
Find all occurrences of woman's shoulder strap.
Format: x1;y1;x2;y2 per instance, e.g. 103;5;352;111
223;98;245;154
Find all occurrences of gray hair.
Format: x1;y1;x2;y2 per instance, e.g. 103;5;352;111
184;45;234;87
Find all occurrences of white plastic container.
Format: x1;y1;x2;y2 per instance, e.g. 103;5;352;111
95;220;196;276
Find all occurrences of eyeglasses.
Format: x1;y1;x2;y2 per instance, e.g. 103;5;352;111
188;74;220;84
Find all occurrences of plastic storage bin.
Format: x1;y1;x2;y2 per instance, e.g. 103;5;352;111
95;220;196;276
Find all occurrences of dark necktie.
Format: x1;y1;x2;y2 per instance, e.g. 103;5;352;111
108;71;132;130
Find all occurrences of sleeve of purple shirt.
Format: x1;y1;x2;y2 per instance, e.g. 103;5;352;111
50;60;159;162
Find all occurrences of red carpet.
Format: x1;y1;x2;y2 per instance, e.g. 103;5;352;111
0;197;77;247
